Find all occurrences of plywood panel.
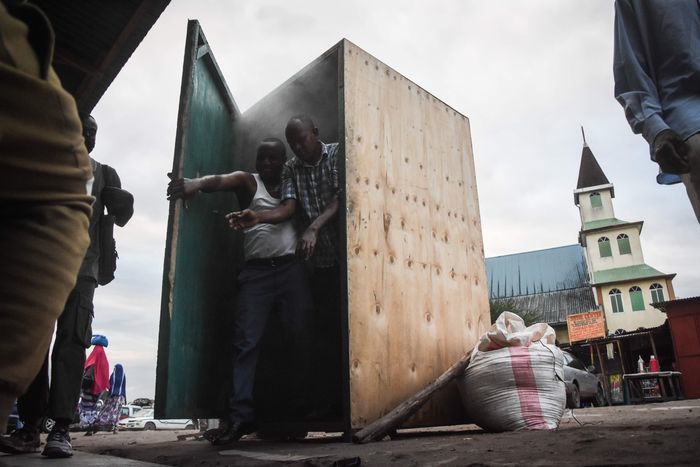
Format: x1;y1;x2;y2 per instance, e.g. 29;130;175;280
343;40;490;428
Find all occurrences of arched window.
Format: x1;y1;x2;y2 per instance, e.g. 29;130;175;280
598;236;612;258
629;286;645;311
650;283;665;303
617;233;631;255
590;192;602;208
609;288;624;313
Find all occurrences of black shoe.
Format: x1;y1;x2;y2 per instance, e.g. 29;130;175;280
0;426;40;454
42;425;73;458
211;420;256;446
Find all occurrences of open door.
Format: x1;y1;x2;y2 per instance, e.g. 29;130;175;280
156;20;240;419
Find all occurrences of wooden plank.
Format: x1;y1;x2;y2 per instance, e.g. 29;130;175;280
353;349;472;443
342;40;490;428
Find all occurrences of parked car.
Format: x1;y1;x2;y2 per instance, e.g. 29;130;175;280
117;409;195;431
130;397;154;407
562;351;607;408
119;404;145;421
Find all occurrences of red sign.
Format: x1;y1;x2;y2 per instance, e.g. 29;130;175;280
567;310;606;343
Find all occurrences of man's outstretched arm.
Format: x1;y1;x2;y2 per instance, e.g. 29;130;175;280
167;171;252;200
226;198;297;230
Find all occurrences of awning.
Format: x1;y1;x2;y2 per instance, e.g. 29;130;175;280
32;0;171;113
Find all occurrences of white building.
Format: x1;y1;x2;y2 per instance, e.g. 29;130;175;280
574;141;676;333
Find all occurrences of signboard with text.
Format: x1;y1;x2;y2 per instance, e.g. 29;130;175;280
567;310;606;343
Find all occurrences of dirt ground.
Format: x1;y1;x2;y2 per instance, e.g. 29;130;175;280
31;399;700;466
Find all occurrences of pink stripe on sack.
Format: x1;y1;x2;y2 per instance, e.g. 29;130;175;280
509;347;548;429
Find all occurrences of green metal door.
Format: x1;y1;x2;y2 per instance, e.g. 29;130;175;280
156;20;242;418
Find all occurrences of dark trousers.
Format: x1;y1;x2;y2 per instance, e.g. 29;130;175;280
229;259;313;424
308;264;342;411
18;277;96;426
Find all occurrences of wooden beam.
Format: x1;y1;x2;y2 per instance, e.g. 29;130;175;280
53;49;100;74
74;0;170;112
594;343;609;400
616;339;627;373
352;350;472;444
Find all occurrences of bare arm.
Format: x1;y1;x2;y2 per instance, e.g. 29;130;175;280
167;171;253;200
297;194;339;259
226;198;297;230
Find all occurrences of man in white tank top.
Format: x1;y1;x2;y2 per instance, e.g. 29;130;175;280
167;138;313;445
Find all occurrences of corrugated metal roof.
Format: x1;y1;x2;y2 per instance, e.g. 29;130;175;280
486;244;591;299
592;264;671;285
491;287;599;325
651;296;700;311
32;0;171;113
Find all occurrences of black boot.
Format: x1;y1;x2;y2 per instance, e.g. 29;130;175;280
211;420;256;446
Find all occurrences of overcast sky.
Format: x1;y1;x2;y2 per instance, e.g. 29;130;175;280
87;0;699;400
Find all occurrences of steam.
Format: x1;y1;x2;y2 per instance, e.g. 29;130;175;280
232;49;341;168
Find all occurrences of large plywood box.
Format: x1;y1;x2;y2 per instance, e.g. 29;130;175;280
157;21;490;433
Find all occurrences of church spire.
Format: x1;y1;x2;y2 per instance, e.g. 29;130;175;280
576;137;609;189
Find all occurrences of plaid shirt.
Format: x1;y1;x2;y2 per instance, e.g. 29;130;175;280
281;142;340;267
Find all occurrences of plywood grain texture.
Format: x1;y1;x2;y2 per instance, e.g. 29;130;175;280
342;40;490;428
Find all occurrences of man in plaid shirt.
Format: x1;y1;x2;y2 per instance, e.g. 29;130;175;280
229;115;342;418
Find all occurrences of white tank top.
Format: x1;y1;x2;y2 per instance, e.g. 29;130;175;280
243;174;297;260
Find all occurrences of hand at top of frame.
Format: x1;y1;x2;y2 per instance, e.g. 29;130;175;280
653;130;690;174
226;209;259;230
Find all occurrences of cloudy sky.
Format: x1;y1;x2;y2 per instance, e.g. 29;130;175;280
88;0;699;400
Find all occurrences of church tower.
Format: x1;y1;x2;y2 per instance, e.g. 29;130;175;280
574;134;675;333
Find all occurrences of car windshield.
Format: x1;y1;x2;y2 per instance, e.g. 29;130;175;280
562;352;574;364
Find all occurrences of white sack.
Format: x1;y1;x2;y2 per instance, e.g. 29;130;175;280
458;312;566;432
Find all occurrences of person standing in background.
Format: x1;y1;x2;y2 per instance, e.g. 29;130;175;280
1;114;133;458
79;336;111;431
86;363;126;435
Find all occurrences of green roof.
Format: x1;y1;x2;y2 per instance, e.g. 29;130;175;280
582;218;632;231
593;264;669;285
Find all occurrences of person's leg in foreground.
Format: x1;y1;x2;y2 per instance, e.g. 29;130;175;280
0;0;91;440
